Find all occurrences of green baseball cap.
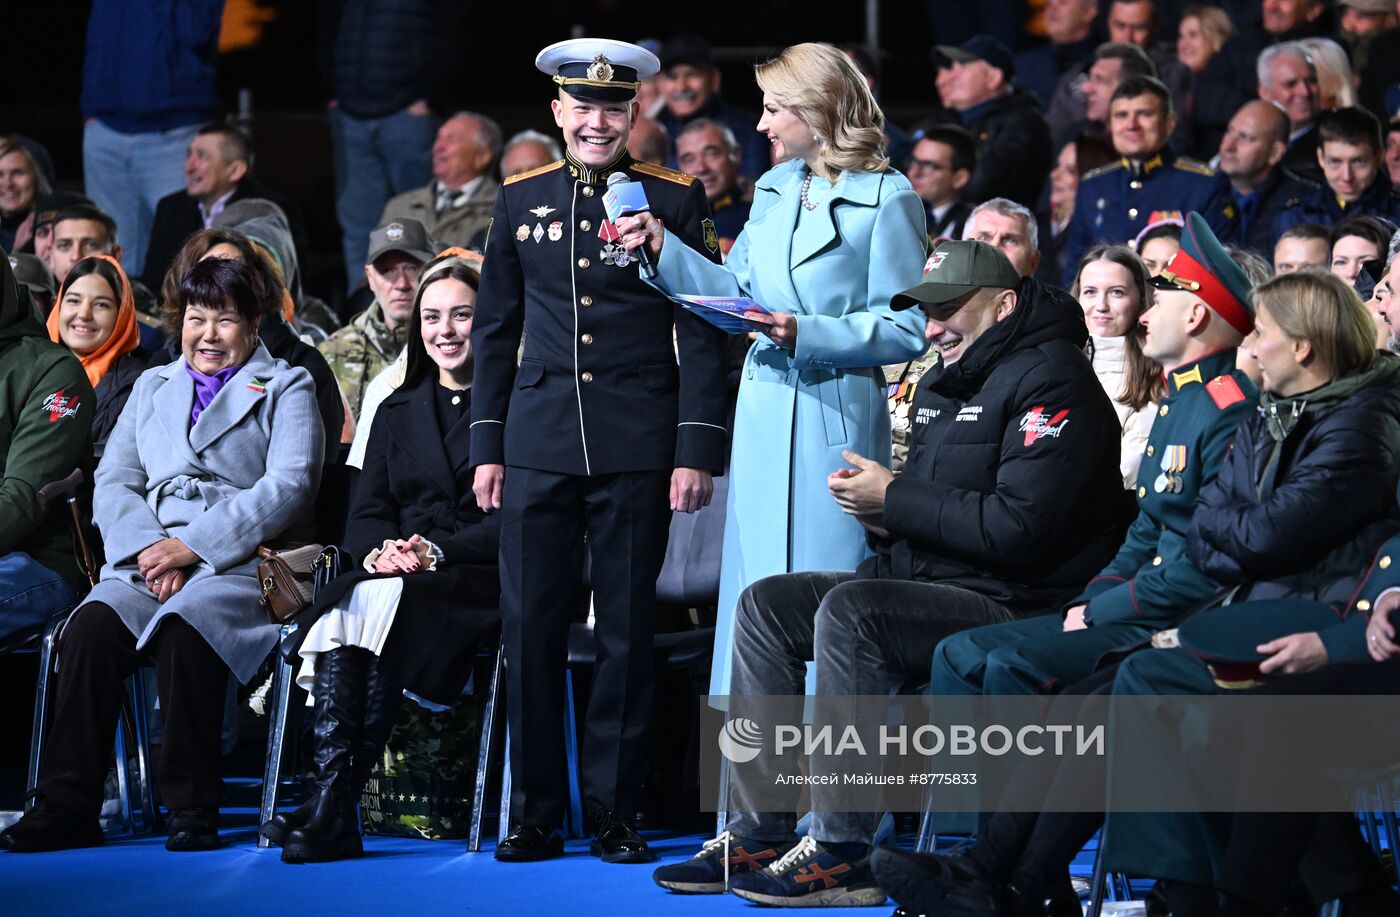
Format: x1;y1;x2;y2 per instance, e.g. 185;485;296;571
891;240;1021;311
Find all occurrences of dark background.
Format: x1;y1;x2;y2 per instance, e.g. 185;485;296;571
2;1;955;300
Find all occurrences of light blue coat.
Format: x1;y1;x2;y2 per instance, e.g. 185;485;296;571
650;159;928;695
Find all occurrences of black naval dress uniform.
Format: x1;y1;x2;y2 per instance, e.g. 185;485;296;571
470;151;728;831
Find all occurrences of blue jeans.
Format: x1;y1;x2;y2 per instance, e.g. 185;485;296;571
0;552;79;641
329;106;434;290
82;119;198;278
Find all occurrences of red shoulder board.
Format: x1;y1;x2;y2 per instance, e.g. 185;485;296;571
1206;375;1246;409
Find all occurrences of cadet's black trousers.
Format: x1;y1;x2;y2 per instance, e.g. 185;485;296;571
37;601;228;815
498;466;671;828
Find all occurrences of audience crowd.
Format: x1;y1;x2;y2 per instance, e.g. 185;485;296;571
4;4;1400;914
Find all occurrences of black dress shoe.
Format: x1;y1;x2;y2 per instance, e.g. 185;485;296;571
495;825;564;862
165;808;222;852
0;802;104;853
590;810;655;864
871;846;1005;917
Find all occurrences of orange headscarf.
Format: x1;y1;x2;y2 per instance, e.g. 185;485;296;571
47;253;141;389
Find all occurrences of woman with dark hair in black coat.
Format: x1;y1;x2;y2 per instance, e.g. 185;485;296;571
260;252;500;863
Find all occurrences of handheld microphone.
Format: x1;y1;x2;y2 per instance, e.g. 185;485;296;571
603;172;659;279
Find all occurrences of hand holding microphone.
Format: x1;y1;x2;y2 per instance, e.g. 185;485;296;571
604;172;661;279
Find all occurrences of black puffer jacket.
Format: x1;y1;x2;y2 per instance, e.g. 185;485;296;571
1189;354;1400;611
866;277;1131;612
955;89;1054;209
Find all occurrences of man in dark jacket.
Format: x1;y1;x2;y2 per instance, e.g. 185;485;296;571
0;250;95;640
142;123;305;292
1012;0;1099;108
1218;100;1318;257
652;240;1126;907
318;0;469;288
654;35;769;183
934;37;1054;208
933;212;1259;699
1275;106;1400;236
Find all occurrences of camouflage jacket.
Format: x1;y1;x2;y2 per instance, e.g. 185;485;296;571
317;302;408;420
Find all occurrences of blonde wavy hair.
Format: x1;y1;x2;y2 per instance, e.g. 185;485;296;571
755;43;888;176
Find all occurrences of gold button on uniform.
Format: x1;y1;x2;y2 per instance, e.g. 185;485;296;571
580;220;591;231
580;296;593;307
1138;486;1147;498
1128;207;1139;219
582;186;594;197
1159;405;1169;417
581;372;593;383
1358;599;1372;612
581;334;593;345
1382;556;1392;570
1152;556;1163;566
578;258;590;269
1146;445;1155;457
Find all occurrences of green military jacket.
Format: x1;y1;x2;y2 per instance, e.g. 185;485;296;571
1072;350;1258;629
317;301;408;420
0;271;95;588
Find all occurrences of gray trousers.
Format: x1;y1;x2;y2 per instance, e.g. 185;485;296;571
726;571;1020;845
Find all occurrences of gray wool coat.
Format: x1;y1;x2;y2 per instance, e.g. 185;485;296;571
87;344;324;683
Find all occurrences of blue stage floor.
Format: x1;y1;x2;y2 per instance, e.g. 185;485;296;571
0;829;842;916
0;821;1108;917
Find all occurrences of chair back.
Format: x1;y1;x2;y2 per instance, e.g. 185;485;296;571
655;472;728;608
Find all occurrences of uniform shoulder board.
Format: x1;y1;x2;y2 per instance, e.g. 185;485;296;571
1173;157;1216;177
1081;162;1122;181
631;161;696;186
1206;375;1247;410
503;160;565;186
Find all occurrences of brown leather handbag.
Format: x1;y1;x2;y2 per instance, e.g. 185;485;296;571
256;543;325;623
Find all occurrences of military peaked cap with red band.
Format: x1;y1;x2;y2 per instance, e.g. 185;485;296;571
1150;211;1255;336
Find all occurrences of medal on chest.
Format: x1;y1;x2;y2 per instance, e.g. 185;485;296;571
598;220;632;268
1153;444;1187;494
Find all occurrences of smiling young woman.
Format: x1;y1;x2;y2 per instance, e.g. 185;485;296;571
45;254;145;450
267;252;501;863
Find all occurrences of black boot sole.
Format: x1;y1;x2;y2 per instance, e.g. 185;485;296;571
280;833;364;864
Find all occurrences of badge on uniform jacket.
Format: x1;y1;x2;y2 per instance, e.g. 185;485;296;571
516;224;531;242
702;218;719;254
597;220;621;243
530;205;556;219
548;221;563;241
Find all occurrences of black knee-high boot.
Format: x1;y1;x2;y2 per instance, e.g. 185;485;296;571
354;663;403;791
280;647;372;863
260;658;402;848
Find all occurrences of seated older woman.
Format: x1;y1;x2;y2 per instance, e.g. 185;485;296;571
260;252;500;863
47;254;146;451
0;257;324;854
